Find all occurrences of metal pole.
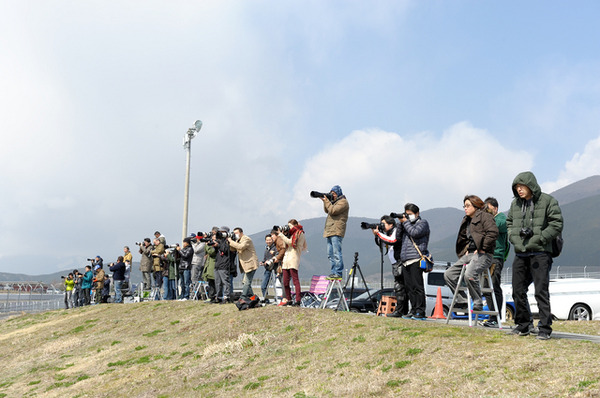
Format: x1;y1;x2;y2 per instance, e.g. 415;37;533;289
182;131;192;243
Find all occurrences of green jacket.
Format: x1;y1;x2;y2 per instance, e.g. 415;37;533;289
506;171;563;254
493;212;510;260
202;245;216;281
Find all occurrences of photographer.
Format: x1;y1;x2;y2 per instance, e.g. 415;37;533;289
445;195;498;313
72;269;83;307
278;219;307;306
151;238;165;294
94;265;105;304
507;172;563;340
91;255;103;270
316;185;349;279
214;226;235;304
138;238;153;290
177;238;194;300
82;265;94;305
228;227;259;300
63;273;75;309
202;229;218;302
260;234;278;303
370;215;408;318
392;204;430;320
191;232;206;285
162;246;179;300
109;256;126;303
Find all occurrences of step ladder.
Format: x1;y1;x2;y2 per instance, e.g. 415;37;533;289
191;281;209;301
266;272;283;304
446;265;502;328
319;277;349;311
150;285;161;301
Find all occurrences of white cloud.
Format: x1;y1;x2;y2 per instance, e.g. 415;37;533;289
288;122;533;219
543;134;600;193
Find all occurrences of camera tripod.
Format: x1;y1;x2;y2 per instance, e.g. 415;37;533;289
342;252;373;310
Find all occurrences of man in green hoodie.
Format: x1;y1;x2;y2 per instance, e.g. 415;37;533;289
506;171;563;340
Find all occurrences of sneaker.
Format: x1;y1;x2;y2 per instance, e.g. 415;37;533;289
402;313;415;320
482;320;498;328
411;314;427;321
511;327;530;336
530;326;539;335
472;303;483;312
277;300;289;307
537;332;551;340
386;311;402;318
327;274;342;280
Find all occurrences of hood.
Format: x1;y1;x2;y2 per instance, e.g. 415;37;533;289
511;171;541;201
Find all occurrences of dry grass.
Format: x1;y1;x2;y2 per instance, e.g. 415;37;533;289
1;302;599;398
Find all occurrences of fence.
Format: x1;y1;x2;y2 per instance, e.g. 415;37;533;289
0;282;63;318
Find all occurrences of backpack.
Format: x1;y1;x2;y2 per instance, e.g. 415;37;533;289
551;233;563;258
235;295;260;311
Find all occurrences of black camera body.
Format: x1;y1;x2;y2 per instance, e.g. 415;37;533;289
273;225;291;235
86;258;94;262
520;227;534;239
390;212;407;219
310;191;334;201
361;221;384;230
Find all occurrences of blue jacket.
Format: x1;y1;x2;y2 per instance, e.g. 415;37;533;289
109;261;126;281
82;270;94;289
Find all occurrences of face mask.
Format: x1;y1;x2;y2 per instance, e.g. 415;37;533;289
408;214;416;221
235;234;240;240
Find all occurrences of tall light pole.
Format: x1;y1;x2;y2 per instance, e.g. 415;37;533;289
182;120;202;243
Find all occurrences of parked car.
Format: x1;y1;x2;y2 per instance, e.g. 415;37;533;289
347;288;395;313
502;278;600;321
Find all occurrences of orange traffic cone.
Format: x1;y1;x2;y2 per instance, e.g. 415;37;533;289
429;287;446;319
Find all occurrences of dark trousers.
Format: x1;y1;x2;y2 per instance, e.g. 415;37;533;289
512;253;553;334
391;262;409;315
403;262;426;316
483;259;504;321
82;288;91;305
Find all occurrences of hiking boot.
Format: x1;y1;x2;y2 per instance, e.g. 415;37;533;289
537;332;551;340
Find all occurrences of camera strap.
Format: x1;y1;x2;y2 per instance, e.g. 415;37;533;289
520;200;534;228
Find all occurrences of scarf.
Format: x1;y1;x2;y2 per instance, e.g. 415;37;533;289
290;224;304;249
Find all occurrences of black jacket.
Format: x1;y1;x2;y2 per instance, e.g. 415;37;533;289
109;261;126;281
178;246;194;270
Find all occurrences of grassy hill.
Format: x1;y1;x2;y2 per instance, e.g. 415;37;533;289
1;302;599;397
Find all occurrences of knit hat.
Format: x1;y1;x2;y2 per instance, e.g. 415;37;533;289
330;185;343;196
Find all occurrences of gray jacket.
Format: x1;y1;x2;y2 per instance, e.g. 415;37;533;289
191;241;206;266
399;217;430;263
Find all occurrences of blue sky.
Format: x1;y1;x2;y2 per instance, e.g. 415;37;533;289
1;1;600;274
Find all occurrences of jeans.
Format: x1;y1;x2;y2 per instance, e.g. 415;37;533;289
64;291;73;309
162;277;175;300
113;280;124;303
327;235;344;276
179;269;191;299
241;269;256;299
261;268;273;297
444;252;492;307
512;253;553;334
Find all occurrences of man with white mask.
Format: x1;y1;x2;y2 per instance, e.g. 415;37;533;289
228;227;259;300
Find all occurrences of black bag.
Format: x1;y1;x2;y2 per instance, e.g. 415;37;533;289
551;233;563;258
235;295;260;311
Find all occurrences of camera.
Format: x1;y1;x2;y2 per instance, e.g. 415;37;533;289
135;242;143;246
310;191;334;201
60;276;66;279
273;225;291;235
361;221;384;230
86;258;94;262
166;244;179;249
520;228;534;239
390;212;407;219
